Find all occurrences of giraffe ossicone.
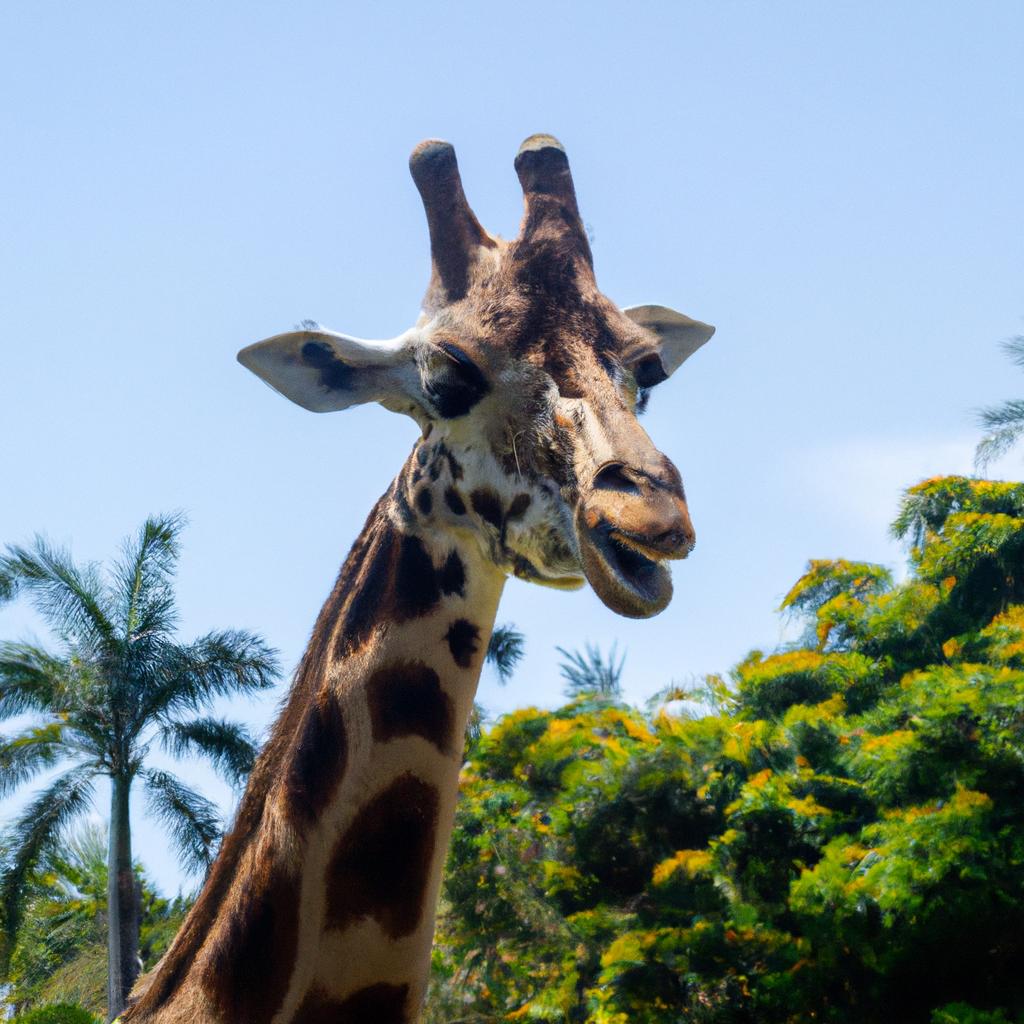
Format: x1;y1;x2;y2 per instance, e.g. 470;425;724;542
125;135;713;1024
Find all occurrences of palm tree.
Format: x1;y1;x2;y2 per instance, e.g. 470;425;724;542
0;514;280;1020
486;623;525;684
557;643;625;700
976;335;1024;469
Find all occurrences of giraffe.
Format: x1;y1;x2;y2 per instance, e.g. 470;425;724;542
124;134;714;1024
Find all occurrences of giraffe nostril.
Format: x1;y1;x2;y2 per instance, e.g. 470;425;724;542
654;529;688;551
593;462;641;495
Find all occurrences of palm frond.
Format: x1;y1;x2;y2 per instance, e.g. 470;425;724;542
0;766;95;962
111;512;185;640
974;337;1024;469
142;629;280;719
978;398;1024;433
975;420;1024;470
159;717;259;788
0;642;67;720
0;537;115;650
557;643;625;700
1001;334;1024;369
42;821;109;896
141;769;221;876
486;624;525;685
0;722;65;799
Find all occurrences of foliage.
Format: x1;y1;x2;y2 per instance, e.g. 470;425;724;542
976;336;1024;469
12;1003;100;1024
557;644;625;700
0;514;279;1014
487;623;526;685
430;476;1024;1024
1;824;190;1018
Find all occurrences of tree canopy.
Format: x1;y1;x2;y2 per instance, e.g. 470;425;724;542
430;475;1024;1024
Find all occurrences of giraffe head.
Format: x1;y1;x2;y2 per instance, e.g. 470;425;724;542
240;136;713;618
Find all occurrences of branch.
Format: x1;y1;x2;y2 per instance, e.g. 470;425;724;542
111;512;186;639
0;722;65;799
0;642;66;721
142;769;221;876
159;717;259;788
0;537;115;650
141;630;280;720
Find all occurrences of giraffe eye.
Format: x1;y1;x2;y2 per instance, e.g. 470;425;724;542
622;355;668;415
423;342;491;419
632;354;669;389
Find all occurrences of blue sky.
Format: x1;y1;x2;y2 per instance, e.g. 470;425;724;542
2;2;1022;894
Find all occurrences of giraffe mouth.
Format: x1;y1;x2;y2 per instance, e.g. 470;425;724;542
577;519;673;619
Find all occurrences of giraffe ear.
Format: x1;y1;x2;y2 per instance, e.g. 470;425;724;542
622;305;715;385
237;327;428;417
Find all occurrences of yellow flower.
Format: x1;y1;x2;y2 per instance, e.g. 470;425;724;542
652;848;712;885
786;795;831;818
862;729;915;752
546;719;575;738
950;788;992;812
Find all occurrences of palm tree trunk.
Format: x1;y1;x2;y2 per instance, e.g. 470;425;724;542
107;773;139;1021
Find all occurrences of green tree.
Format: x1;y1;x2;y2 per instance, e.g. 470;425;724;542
433;476;1024;1024
976;336;1024;468
3;823;190;1019
12;1004;100;1024
0;515;279;1020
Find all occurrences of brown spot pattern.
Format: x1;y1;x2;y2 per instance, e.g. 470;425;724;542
285;689;348;826
439;550;465;597
335;503;399;657
444;487;466;515
394;533;442;620
301;339;354;391
293;983;409;1024
444;449;463;480
325;773;440;939
445;619;480;669
507;493;532;520
470;488;504;529
201;863;300;1024
331;509;470;660
367;661;454;755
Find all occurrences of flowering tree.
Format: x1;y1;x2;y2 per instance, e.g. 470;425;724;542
430;476;1024;1024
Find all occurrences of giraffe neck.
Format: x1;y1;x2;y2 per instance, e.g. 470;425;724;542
127;472;505;1024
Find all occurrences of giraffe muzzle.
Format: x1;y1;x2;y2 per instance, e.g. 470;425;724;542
576;516;674;618
575;457;695;617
